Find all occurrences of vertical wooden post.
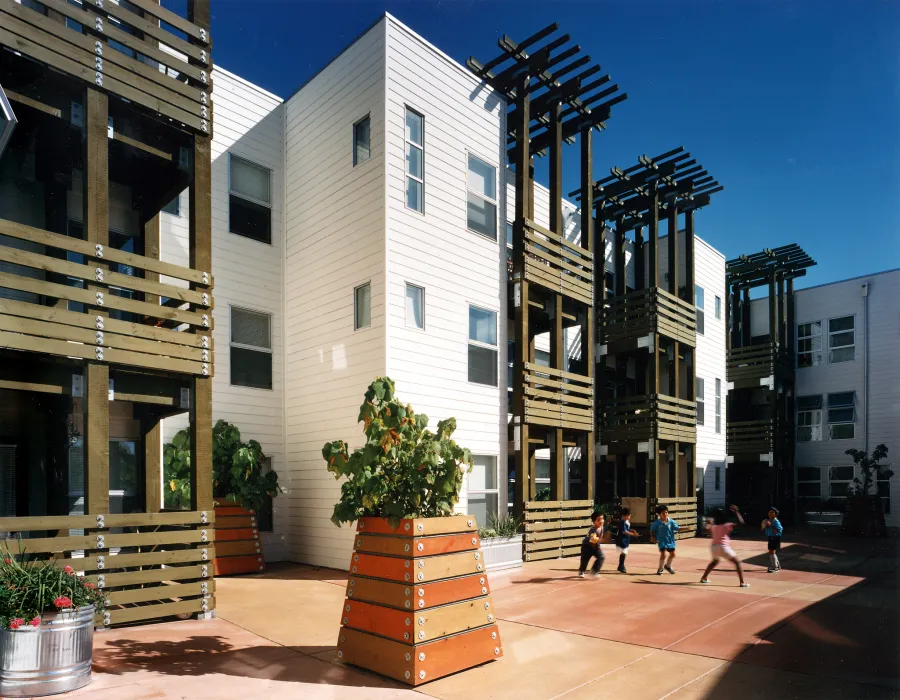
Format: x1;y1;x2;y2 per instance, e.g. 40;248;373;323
511;72;531;519
768;271;778;348
614;217;626;296
144;214;161;307
777;273;786;354
672;441;680;498
549;102;564;501
667;206;678;296
741;288;752;347
786;278;795;354
648;191;659;288
581;127;595;503
684;209;695;303
144;418;162;513
84;87;109;515
634;227;645;291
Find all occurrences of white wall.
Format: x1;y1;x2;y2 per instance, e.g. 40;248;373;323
282;19;387;568
384;17;506;522
160;67;287;560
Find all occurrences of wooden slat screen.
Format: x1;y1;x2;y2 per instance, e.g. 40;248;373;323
523;500;594;561
600;287;696;348
651;497;698;539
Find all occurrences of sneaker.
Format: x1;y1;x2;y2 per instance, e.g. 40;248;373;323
740;582;749;588
591;571;602;578
656;569;664;576
767;567;776;573
617;567;627;574
665;565;676;575
699;579;710;584
578;572;585;578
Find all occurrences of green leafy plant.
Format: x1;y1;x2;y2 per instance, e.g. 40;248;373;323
323;377;473;527
478;513;522;539
846;444;892;496
535;487;551;502
0;554;106;630
163;420;283;513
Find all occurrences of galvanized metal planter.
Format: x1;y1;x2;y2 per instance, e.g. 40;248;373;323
480;535;524;571
0;605;94;697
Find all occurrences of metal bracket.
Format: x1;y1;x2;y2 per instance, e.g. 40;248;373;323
96;555;105;569
95;514;105;529
596;342;607;357
97;574;105;589
96;534;105;549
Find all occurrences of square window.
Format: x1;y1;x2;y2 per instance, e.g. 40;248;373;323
405;283;424;330
353;115;370;165
230;307;273;390
354;283;371;330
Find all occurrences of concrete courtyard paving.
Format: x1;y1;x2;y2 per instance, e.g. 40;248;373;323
61;530;898;700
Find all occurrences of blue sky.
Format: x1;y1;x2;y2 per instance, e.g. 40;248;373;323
184;0;899;289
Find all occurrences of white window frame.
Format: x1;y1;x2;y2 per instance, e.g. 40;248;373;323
404;107;424;214
228;153;273;245
797;321;824;368
467;304;498;387
828;465;856;499
466;152;499;240
797;466;822;501
468;454;500;525
405;282;425;330
353;113;371;166
695;285;705;335
696;377;705;426
354;282;371;331
229;305;274;391
827;391;856;440
796;395;823;442
827;315;855;364
714;378;721;434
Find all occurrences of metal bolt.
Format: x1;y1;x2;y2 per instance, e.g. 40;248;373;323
404;560;410;568
494;647;500;655
405;653;411;662
481;587;488;595
345;605;351;612
404;600;410;608
474;552;480;560
404;618;411;627
418;631;425;640
404;573;411;581
404;587;410;595
352;567;357;574
417;523;424;532
350;580;356;587
337;651;343;659
484;602;490;610
418;588;425;596
417;573;424;581
417;542;424;552
418;652;426;661
491;632;497;640
405;523;411;531
418;617;424;625
404;671;410;679
340;635;345;642
342;617;348;624
418;600;425;608
471;537;477;545
404;543;411;552
403;632;410;641
418;561;424;569
354;555;359;562
480;578;485;585
488;614;494;622
467;519;473;527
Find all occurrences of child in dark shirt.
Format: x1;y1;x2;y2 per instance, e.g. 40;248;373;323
578;513;607;578
615;507;639;574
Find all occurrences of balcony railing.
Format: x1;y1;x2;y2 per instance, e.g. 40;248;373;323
0;0;211;135
519;219;593;306
727;343;791;384
0;217;213;377
600;287;696;348
523;363;593;431
601;394;697;443
0;511;214;627
726;418;774;457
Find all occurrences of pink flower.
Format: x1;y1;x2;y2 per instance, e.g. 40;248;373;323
3;558;10;565
54;596;73;610
85;583;96;590
30;617;41;627
9;618;24;630
64;565;74;575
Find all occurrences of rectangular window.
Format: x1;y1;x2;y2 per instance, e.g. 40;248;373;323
405;108;424;213
162;195;180;216
467;154;497;240
695;285;705;335
468;455;499;527
828;316;855;363
829;465;855;498
353;115;370;165
797;321;823;368
506;222;514;273
229;155;272;244
797;467;822;500
714;466;721;491
230;307;273;390
714;378;721;434
405;283;424;330
797;395;823;442
354;283;371;330
827;392;855;439
696;377;705;426
715;295;721;320
468;305;498;386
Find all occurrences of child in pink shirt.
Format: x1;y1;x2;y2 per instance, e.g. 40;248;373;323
700;504;748;587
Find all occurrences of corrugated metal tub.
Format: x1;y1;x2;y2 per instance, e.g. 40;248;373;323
0;606;94;697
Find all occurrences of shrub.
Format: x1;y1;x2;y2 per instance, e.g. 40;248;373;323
324;377;473;527
478;513;522;539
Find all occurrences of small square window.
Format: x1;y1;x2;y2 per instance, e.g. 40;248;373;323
353;115;370;165
354;283;371;330
405;283;424;330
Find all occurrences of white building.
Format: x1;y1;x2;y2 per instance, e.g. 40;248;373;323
158;14;729;568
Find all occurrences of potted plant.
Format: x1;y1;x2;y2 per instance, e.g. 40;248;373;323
323;377;473;527
841;444;892;537
477;514;523;571
0;556;106;697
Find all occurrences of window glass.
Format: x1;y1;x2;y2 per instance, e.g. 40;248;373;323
468;306;497;386
797;321;823;367
714;295;721;320
405;110;423;145
714;378;721;434
469;306;497;345
405;109;424;213
162;196;180;216
354;283;371;330
827;392;855;439
229;155;272;243
828;316;855;363
406;143;423;179
696;378;705;426
230;307;273;390
695;285;704;309
797;395;823;442
353;115;370;165
230;156;270;204
405;283;424;329
467;155;497;239
467;154;496;199
695;286;705;335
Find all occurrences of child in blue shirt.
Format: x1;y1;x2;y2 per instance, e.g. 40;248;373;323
761;506;784;573
615;507;639;574
650;505;680;575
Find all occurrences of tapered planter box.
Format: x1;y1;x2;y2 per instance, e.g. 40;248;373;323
213;505;266;576
480;535;524;571
336;515;503;685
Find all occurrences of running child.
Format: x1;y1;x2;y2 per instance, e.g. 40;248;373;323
578;512;608;578
615;507;639;574
650;505;679;575
700;504;748;587
761;507;783;573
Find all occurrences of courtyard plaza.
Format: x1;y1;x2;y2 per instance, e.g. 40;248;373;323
62;530;898;700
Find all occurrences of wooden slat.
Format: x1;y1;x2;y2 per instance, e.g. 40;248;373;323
524;548;562;561
523;373;593;396
525;500;592;509
214;540;262;557
2;529;210;554
106;581;211;606
215;515;258;529
524;219;592;266
214;555;265;576
4;88;62;117
120;0;209;43
85;564;208;588
0;298;209;352
213;527;257;542
0;218;211;286
524;385;594;407
102;598;203;626
524;363;592;385
63;548;212;572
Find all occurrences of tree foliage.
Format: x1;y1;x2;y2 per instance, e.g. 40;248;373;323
846;444;892;496
163;419;282;513
323;377;473;528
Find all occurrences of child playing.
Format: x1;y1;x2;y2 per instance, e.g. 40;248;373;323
614;507;638;574
578;513;607;578
761;507;783;573
650;505;679;574
700;504;748;587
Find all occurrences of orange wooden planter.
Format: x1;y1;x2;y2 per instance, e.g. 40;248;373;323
336;515;503;685
213;504;265;576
